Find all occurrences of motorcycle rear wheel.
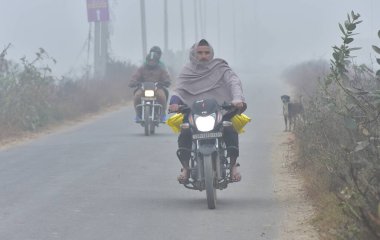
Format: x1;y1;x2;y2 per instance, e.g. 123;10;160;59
204;154;217;209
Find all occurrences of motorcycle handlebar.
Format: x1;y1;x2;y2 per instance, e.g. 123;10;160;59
130;82;169;89
129;83;140;88
168;105;189;114
155;82;170;88
221;103;235;110
168;103;238;114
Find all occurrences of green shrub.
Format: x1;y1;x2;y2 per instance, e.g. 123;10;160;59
290;11;380;239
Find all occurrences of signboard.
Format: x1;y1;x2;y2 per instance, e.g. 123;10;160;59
87;0;109;22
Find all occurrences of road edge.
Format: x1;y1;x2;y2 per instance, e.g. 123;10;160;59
271;132;320;239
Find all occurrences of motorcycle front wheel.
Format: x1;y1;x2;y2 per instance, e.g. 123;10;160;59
144;105;151;136
150;119;155;134
204;154;217;209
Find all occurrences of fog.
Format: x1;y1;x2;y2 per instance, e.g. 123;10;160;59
1;0;379;78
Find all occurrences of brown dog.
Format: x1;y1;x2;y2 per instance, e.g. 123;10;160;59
281;95;304;131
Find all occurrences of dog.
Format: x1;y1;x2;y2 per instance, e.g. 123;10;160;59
281;95;304;131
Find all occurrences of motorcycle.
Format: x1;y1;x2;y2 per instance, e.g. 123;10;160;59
174;99;238;209
135;82;164;136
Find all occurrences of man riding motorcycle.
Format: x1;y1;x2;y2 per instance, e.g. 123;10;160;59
169;39;246;183
129;51;171;122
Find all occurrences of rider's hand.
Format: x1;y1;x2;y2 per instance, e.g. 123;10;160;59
169;104;179;112
232;102;244;110
232;102;247;114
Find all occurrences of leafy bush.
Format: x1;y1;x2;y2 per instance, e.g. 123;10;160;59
292;11;380;239
0;47;136;140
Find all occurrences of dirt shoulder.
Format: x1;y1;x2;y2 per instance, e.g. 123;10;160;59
271;132;320;240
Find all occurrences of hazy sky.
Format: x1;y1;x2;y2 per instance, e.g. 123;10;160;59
1;0;379;77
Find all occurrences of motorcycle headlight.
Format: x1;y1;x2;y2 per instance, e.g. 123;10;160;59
144;90;154;97
195;114;216;132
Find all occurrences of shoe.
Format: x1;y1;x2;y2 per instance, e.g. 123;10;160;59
135;116;142;122
230;163;242;182
177;168;190;184
160;114;167;123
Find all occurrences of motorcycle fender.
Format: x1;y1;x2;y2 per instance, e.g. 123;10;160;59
198;144;217;156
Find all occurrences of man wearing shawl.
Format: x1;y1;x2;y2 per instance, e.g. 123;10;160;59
169;39;246;183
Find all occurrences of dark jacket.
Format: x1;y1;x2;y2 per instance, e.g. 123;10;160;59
129;64;171;88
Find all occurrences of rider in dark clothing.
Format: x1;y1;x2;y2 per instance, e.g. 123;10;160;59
129;51;171;121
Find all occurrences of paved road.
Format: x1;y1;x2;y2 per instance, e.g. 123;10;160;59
0;73;287;240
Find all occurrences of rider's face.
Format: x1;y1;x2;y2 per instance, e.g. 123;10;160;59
147;59;158;67
196;46;212;62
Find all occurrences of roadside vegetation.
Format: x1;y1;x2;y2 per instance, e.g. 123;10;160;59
0;46;137;142
0;42;186;143
285;11;380;239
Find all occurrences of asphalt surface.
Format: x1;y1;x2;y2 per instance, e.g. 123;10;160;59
0;73;287;240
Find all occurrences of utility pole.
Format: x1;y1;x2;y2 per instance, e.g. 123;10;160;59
87;0;109;79
233;1;237;64
94;22;109;78
199;0;204;38
194;0;199;41
100;22;108;77
140;0;147;59
164;0;168;53
94;21;101;77
203;0;207;37
217;0;221;50
180;0;185;52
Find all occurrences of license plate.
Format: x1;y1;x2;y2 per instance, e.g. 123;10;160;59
141;97;156;101
192;132;223;140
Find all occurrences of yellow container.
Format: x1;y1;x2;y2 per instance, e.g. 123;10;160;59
231;114;251;134
166;113;184;133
